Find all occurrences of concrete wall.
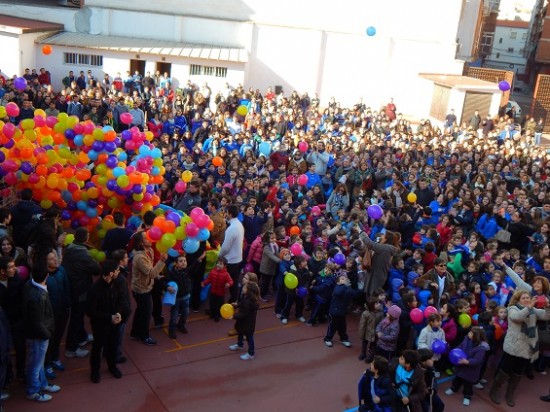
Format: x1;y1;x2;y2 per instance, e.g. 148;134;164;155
0;33;21;78
485;25;529;74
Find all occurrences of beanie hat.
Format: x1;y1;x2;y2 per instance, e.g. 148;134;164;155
74;227;89;244
388;305;402;319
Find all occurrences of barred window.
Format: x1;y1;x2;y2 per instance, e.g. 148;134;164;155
90;55;103;67
203;66;214;76
64;52;78;64
64;52;103;67
189;64;202;75
215;67;227;78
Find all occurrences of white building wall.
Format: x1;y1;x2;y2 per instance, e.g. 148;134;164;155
485;25;529;74
0;33;21;78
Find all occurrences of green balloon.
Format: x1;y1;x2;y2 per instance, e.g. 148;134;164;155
284;272;298;289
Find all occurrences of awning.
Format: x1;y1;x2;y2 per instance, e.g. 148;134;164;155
36;31;248;63
419;73;500;92
0;14;63;34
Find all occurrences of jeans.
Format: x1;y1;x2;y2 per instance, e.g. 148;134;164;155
237;333;255;356
116;322;126;359
308;298;329;324
66;301;89;352
169;294;190;332
260;273;273;298
131;291;152;340
451;376;473;399
226;262;242;303
151;281;164;325
25;339;49;396
46;309;69;364
11;321;26;378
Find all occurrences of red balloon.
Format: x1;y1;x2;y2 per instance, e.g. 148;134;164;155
298;174;308;186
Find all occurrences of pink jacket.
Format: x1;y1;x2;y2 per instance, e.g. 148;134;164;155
247;235;263;264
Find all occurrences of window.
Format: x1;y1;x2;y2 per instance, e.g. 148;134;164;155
63;52;102;67
189;64;202;75
499;38;503;44
510;32;517;39
216;67;227;77
496;53;500;58
522;32;528;40
508;47;514;52
203;66;214;76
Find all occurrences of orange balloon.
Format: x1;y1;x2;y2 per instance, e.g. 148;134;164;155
36;164;48;176
75;168;92;181
149;194;161;206
289;226;301;235
62;167;75;179
42;45;52;55
207;219;215;231
53;133;65;145
97;153;108;164
212;156;223;167
153;216;166;229
163;220;176;233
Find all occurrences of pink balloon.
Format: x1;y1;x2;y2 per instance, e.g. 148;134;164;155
33;115;46;127
4;172;17;185
311;206;321;216
120;112;133;125
410;308;424;324
189;207;204;220
185;222;199;237
148;226;163;241
6;102;19;117
290;243;303;256
3;122;16;138
298;174;308;186
424;306;438;319
243;263;255;273
298;141;308;153
17;266;29;280
195;213;210;229
175;181;186;194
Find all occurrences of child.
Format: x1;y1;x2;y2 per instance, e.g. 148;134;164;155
493;305;508;339
307;263;337;326
440;303;458;347
258;231;281;301
475;311;496;388
275;248;292;318
201;257;233;322
229;282;260;361
165;252;204;339
375;305;401;360
281;256;310;324
323;274;356;348
358;356;396;412
390;349;427;412
228;272;258;337
418;348;445;412
358;297;384;363
454;299;471;346
445;327;489;406
417;314;447;369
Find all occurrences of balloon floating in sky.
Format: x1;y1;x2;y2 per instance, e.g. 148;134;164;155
366;26;376;37
42;45;53;55
498;81;510;92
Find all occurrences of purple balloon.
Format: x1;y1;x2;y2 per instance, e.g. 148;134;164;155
498;81;510;92
121;130;132;140
132;184;143;194
70;219;81;229
14;77;27;91
166;212;181;225
4;139;14;149
65;129;76;139
296;286;308;298
20;162;33;175
431;339;447;355
104;142;117;153
87;199;98;208
106;179;118;191
0;151;4;163
105;156;118;169
92;141;104;152
449;348;467;365
334;252;346;266
61;210;72;220
367;204;383;220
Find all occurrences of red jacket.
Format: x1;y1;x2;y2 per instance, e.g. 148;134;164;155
203;267;233;296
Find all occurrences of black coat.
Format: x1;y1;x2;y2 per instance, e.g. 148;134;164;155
0;274;26;324
62;243;101;304
23;282;54;340
234;295;259;336
86;276;131;329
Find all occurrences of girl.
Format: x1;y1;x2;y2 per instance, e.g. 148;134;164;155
281;256;310;324
375;305;401;360
493;305;508;340
229;282;260;361
445;327;490;406
441;303;458;346
258;231;281;301
275;248;293;318
358;297;384;363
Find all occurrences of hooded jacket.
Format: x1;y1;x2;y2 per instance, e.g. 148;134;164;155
131;248;165;294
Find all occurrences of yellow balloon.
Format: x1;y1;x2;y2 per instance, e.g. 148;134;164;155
181;170;192;183
220;303;234;320
0;106;6;118
34;109;46;118
407;192;417;203
64;234;75;245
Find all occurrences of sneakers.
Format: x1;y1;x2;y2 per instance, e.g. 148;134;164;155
178;325;188;334
240;353;254;361
275;313;282;319
229;344;243;351
260;296;269;303
341;341;352;348
45;366;56;379
463;398;471;406
445;368;454;376
479;378;488;384
26;392;52;402
473;382;484;389
445;389;455;396
434;371;441;379
298;317;306;323
281;318;288;325
305;322;313;327
78;334;93;347
142;337;157;346
0;392;9;401
324;340;333;347
50;360;65;371
65;348;89;358
43;385;61;393
116;356;127;364
358;353;366;361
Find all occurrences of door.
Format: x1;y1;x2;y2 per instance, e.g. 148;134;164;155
130;59;146;77
156;62;171;77
429;84;451;122
460;91;492;127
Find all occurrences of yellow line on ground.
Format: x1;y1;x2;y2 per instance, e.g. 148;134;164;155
164;322;301;353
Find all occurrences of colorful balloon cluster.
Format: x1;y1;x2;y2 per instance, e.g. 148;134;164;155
0;109;163;233
145;207;214;256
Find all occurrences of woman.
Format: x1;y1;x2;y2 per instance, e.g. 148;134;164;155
489;290;550;407
358;230;400;297
129;231;167;346
326;183;350;218
0;235;27;268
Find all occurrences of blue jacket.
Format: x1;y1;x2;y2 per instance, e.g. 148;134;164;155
311;273;336;304
46;266;71;314
475;214;500;240
329;283;355;316
305;171;322;190
174;115;188;133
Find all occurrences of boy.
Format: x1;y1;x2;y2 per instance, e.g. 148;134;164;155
358;356;396;412
417;313;446;377
201;257;233;322
390;350;427;412
307;263;337;326
323;273;355;348
418;348;445;412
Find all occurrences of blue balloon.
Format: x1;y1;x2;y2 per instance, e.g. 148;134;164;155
431;339;447;355
366;26;376;36
77;200;88;211
197;228;210;241
168;248;180;258
73;134;84;147
87;150;98;161
449;348;467;366
85;208;98;218
296;286;308;298
183;238;200;254
113;167;126;178
151;148;162;159
334;253;346;266
259;141;271;156
138;145;151;156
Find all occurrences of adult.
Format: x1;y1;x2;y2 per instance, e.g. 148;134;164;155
62;227;100;358
129;231;167;346
101;212;133;258
326;183;350;218
489;290;550;407
358;231;400;297
22;253;59;402
174;180;202;215
219;205;245;303
423;257;455;309
307;141;330;176
87;259;130;383
207;198;227;246
9;188;42;249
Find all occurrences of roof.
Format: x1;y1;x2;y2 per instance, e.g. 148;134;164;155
496;19;530;29
0;14;63;34
419;74;501;92
36;31;248;63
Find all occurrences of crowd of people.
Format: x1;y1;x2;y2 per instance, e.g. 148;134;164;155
0;64;550;411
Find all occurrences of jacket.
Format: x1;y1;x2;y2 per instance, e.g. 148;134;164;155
359;233;399;296
23;280;54;340
311;272;336;303
166;263;196;298
131;248;165;294
376;317;400;352
87;276;132;327
329;283;355;316
234;295;259;336
259;244;281;275
359;370;397;412
455;336;490;383
203;267;233;297
62;242;101;304
390;360;426;412
359;309;384;342
504;304;550;360
417;326;446;360
424;269;455;308
0;274;26;324
247;235;263;265
45;266;71;314
442;317;457;344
